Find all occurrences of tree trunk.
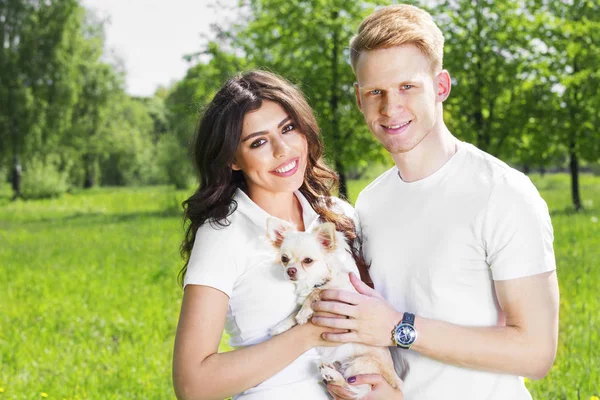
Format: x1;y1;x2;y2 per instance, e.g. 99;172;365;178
569;142;582;211
9;85;22;200
337;162;348;201
11;156;22;200
84;153;95;188
330;9;347;200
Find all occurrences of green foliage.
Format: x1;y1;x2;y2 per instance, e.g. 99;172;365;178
155;134;195;190
97;97;155;186
20;157;69;199
431;0;537;159
0;0;84;168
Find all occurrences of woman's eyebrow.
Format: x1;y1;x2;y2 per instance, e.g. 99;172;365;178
242;116;292;142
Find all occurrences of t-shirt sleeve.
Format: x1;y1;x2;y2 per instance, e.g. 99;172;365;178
183;221;242;296
483;174;556;280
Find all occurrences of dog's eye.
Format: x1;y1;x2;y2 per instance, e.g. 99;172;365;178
303;258;313;264
281;255;289;264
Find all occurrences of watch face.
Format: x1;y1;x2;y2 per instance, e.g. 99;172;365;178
396;324;417;346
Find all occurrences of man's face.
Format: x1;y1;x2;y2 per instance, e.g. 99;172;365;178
354;45;449;155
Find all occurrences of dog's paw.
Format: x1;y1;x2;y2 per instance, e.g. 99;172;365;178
319;362;345;384
296;308;313;325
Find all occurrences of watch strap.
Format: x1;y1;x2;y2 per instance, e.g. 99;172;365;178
402;312;415;326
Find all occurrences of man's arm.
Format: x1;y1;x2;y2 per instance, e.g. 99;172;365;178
312;271;559;379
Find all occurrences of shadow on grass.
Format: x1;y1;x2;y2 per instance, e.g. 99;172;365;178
6;209;184;228
550;206;597;217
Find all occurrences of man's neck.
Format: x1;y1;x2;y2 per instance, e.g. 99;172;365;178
392;123;457;183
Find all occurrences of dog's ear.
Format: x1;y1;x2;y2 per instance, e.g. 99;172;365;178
313;222;337;251
266;217;295;248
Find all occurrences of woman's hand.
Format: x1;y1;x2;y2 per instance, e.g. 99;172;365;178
311;272;402;347
326;374;403;400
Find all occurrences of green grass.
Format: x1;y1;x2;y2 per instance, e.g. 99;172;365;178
0;174;599;399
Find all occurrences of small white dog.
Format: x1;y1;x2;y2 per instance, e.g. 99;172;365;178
267;218;404;399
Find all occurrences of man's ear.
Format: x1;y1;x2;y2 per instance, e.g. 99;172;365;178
435;70;451;103
354;82;363;111
313;222;337;252
266;217;295;248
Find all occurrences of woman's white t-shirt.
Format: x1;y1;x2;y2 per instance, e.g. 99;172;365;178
184;188;357;399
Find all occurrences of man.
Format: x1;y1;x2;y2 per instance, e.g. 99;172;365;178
312;4;559;399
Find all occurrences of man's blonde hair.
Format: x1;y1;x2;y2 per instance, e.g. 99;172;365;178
350;4;444;73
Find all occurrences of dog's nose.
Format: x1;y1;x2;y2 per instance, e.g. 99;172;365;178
287;268;297;277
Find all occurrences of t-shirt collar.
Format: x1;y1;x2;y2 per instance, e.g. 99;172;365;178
233;188;321;230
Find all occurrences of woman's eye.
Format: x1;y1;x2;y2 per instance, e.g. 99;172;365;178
282;124;295;133
401;85;413;90
303;258;313;264
250;138;266;148
369;89;382;95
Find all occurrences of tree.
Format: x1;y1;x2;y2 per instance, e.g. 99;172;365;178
531;0;600;211
432;0;542;159
0;0;83;198
161;43;248;189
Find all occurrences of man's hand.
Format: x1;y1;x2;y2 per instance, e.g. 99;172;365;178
312;272;402;346
326;374;403;400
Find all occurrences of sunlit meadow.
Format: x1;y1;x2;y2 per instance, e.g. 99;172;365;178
1;173;598;399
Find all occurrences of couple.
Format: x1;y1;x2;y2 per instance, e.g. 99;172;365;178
172;4;559;400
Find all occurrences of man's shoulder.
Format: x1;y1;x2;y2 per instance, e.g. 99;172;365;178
356;166;397;203
460;142;528;186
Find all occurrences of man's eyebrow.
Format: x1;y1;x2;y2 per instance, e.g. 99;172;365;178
241;116;292;142
359;81;419;90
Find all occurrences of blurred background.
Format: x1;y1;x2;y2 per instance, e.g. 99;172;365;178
1;0;598;399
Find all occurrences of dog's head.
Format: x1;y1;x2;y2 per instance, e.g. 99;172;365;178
266;218;339;287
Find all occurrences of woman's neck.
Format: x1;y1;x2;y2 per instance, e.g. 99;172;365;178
246;188;305;231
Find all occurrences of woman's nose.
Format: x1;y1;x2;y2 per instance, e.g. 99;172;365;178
272;137;291;158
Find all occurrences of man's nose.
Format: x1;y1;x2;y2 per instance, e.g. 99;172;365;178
287;267;297;277
381;92;405;117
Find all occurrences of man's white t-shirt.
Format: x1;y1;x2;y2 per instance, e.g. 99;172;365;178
355;141;556;400
184;188;358;400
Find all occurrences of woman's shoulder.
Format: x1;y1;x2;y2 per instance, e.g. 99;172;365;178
195;207;247;241
327;196;356;219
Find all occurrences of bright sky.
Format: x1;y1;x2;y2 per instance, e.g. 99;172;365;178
81;0;238;97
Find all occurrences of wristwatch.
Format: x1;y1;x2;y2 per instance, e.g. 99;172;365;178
391;312;417;349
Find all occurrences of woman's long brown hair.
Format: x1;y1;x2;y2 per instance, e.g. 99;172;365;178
179;70;369;286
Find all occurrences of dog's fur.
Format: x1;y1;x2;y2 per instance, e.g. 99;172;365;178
266;218;404;399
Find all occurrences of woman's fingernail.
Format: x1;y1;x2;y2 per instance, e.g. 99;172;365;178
347;376;356;383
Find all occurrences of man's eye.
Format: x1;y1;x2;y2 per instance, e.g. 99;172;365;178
303;258;313;264
369;89;382;95
282;124;295;133
250;138;266;148
281;255;289;264
401;85;413;90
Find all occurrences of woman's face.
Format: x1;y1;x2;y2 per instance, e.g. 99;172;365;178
232;100;308;201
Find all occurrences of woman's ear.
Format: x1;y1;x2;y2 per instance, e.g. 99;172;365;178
231;159;242;171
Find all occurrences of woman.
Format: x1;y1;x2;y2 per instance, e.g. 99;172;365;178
172;70;368;399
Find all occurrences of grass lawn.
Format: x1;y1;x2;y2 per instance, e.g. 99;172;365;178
0;173;598;399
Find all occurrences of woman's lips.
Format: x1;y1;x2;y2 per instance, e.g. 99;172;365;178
270;157;300;177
